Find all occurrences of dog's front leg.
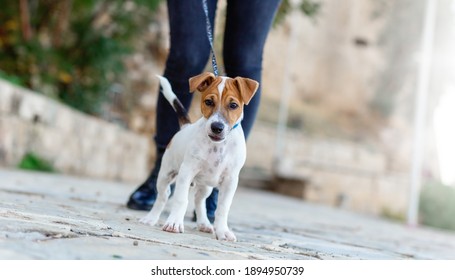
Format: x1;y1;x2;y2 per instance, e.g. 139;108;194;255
162;163;195;233
214;175;239;241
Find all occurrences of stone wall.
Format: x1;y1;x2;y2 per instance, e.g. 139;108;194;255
260;0;428;173
0;79;149;182
246;123;409;217
240;0;432;217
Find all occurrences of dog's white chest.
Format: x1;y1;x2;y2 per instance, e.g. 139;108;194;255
191;143;230;186
165;118;246;187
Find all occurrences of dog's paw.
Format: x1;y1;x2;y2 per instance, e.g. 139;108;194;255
197;223;214;234
162;221;184;233
139;214;158;226
215;228;236;242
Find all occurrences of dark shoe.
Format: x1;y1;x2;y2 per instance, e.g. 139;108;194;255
126;148;165;211
192;188;218;223
126;182;158;211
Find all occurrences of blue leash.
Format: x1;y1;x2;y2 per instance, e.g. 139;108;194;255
202;0;219;77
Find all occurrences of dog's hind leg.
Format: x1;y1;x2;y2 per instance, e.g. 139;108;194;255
194;185;214;234
139;171;174;226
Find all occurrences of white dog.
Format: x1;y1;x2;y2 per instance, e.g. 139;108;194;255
140;72;258;241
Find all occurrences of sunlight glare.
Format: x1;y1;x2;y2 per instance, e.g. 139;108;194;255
433;86;455;186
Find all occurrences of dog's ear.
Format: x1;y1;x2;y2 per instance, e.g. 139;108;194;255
189;72;216;93
234;77;259;105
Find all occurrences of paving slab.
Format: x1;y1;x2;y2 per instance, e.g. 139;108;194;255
1;168;455;259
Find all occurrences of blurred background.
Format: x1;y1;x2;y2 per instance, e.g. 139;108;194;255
1;0;454;232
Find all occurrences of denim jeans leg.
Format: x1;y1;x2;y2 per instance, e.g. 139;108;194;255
155;0;218;149
223;0;282;139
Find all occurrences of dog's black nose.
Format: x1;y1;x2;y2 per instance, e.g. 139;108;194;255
211;122;224;134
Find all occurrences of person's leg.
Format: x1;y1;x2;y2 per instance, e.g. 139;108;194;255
223;0;281;139
156;0;218;149
127;0;217;211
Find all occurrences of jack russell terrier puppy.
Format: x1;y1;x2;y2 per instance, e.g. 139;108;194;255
140;72;259;241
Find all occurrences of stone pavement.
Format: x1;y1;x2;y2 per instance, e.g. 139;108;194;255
1;168;455;260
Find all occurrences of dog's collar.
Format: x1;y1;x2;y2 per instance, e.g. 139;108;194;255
232;115;243;130
232;121;240;130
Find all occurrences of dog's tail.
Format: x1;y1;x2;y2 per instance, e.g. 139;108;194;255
157;75;191;126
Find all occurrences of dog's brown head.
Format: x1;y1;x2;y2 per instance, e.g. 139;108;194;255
189;72;259;142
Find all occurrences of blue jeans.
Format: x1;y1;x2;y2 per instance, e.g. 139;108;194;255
155;0;281;148
154;0;281;213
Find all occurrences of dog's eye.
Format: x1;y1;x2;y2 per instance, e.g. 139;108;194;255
229;102;239;110
204;99;214;107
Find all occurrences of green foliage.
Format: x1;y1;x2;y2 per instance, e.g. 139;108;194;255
18;152;55;173
0;69;25;86
300;0;321;17
419;182;455;231
0;0;161;114
274;0;292;26
274;0;321;26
